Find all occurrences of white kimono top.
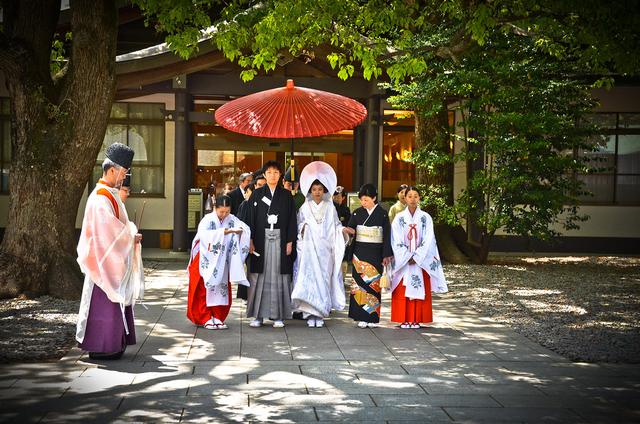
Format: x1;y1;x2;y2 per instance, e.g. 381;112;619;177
391;207;448;300
291;198;347;317
190;213;250;306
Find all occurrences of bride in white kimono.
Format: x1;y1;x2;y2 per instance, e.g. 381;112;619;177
292;161;348;328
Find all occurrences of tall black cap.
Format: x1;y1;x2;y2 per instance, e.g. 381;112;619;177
105;143;134;169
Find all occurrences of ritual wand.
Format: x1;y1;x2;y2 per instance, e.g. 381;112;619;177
136;201;147;228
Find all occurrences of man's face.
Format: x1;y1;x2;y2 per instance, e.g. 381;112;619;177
108;166;128;187
241;175;253;188
264;167;281;186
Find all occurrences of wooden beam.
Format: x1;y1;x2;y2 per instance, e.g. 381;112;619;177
116;50;228;90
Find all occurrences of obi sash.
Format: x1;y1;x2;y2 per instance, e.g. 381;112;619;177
355;225;383;243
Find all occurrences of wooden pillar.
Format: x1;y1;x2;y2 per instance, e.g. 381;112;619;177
173;88;192;251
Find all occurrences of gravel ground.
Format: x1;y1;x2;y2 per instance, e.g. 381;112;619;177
0;262;160;363
445;255;640;363
0;295;79;363
0;257;638;363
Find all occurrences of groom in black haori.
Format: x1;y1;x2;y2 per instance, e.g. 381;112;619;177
245;160;297;328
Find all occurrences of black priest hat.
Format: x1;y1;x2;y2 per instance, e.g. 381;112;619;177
105;143;134;169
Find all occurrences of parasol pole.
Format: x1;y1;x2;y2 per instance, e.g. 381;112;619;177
290;138;295;182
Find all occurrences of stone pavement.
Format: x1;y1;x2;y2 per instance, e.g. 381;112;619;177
1;262;639;423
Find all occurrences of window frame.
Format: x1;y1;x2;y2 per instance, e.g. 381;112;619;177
578;112;640;206
94;102;166;198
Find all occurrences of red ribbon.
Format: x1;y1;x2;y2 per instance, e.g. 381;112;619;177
407;224;418;252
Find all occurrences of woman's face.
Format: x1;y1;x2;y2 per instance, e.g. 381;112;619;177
404;190;420;208
311;184;325;203
215;205;230;221
359;195;375;209
398;190;406;203
264;167;281;186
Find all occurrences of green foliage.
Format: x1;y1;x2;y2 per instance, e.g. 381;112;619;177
132;0;216;59
50;32;72;76
393;32;597;242
132;0;640;253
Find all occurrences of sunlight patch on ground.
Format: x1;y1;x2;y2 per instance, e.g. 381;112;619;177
508;288;563;297
519;299;588;315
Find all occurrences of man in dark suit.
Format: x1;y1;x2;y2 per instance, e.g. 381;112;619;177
228;172;253;215
283;166;305;211
333;185;351;226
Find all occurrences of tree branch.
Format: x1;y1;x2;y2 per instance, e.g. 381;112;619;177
0;0;61;95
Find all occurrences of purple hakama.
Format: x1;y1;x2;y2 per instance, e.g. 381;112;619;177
78;286;136;353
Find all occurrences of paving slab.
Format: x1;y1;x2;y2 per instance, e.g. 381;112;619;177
316;405;452;421
443;406;585;423
371;393;501;408
2;261;638;423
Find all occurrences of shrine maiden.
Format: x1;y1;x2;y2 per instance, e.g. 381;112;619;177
187;195;250;329
390;186;448;328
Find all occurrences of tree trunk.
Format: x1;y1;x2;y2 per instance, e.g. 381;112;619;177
476;233;493;264
414;107;470;264
0;0;118;299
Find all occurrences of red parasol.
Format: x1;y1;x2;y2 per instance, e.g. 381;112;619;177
214;79;367;179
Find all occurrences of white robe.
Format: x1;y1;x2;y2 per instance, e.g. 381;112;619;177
291;198;347;318
190;213;250;306
391;207;448;300
76;181;144;343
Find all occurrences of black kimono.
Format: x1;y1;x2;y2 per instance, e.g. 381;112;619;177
347;204;392;323
236;199;251;301
246;185;297;275
228;186;245;216
334;201;351;226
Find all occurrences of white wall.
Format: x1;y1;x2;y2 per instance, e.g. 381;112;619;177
450;91;640;240
494;206;640;238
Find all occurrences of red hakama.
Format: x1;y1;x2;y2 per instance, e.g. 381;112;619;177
391;269;433;324
187;251;232;325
